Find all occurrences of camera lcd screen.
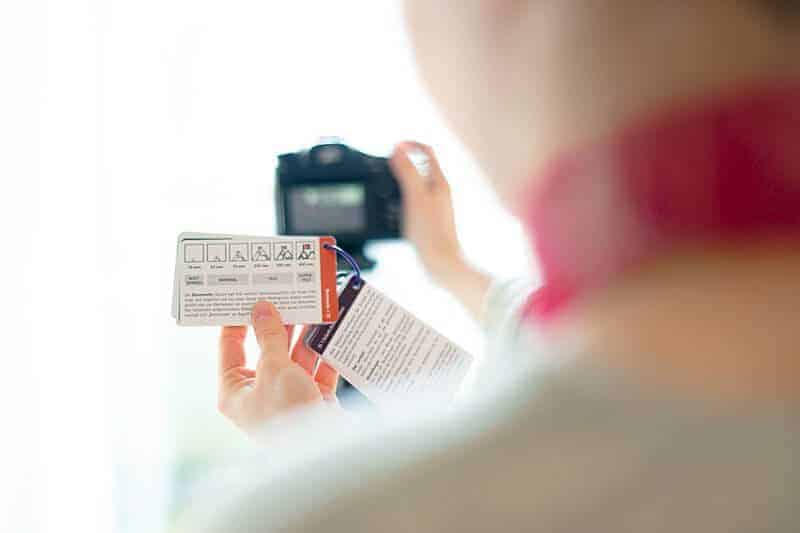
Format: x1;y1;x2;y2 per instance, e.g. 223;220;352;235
287;183;366;234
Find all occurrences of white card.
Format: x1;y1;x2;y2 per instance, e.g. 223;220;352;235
306;277;474;404
172;232;339;326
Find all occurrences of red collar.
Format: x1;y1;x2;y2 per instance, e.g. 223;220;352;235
522;82;800;322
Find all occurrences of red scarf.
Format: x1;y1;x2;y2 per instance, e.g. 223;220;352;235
522;82;800;322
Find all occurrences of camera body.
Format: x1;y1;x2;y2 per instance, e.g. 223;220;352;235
275;142;403;267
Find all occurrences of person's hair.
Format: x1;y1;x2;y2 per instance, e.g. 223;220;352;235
760;0;800;16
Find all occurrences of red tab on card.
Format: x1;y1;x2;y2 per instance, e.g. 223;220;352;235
319;236;339;323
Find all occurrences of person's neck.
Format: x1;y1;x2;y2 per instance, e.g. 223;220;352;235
563;241;800;405
518;80;800;406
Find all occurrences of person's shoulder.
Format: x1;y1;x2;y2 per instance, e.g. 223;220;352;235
185;364;544;532
190;364;800;533
310;367;798;533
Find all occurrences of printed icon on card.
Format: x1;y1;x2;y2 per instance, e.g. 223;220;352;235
296;241;316;261
230;243;249;262
184;243;204;263
207;243;227;262
274;242;294;261
251;243;271;262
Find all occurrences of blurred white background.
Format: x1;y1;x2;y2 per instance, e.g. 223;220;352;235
0;1;530;531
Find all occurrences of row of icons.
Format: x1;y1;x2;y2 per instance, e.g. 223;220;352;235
184;241;317;264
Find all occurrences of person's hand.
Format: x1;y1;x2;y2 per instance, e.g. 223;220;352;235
218;301;339;435
391;141;492;320
390;141;466;282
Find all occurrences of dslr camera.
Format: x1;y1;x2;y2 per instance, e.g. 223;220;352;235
275;141;403;268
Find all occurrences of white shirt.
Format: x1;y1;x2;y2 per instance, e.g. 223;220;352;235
179;280;800;533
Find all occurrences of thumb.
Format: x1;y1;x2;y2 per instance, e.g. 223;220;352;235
251;301;290;384
390;141;428;203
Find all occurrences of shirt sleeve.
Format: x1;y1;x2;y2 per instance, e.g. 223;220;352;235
481;277;534;338
479;277;536;373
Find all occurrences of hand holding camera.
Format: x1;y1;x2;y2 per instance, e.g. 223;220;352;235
276;140;489;318
390;141;492;320
389;142;465;281
279;140;490;316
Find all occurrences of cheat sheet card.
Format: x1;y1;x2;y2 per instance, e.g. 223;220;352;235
305;277;474;404
172;232;339;326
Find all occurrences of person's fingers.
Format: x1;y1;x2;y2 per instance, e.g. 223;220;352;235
391;141;426;203
273;365;323;409
394;140;448;190
252;301;289;355
314;361;339;394
219;326;247;376
318;383;338;404
218;326;249;416
251;301;290;385
290;326;318;375
417;143;449;191
285;325;295;350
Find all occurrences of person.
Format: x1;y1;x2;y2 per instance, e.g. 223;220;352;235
187;2;800;531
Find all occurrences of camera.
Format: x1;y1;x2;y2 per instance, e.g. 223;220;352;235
275;141;403;269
